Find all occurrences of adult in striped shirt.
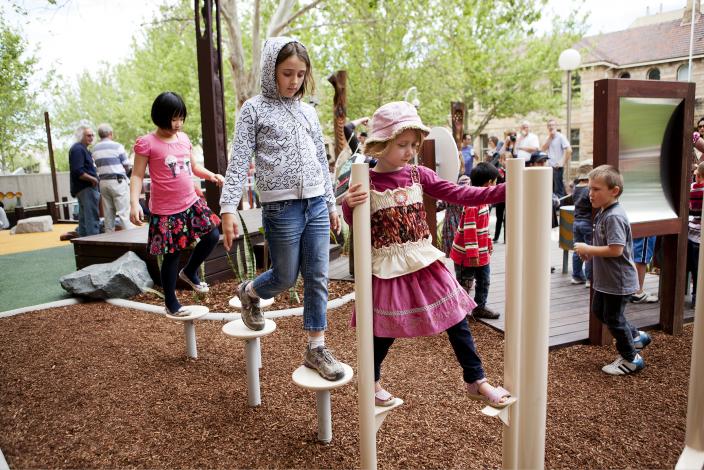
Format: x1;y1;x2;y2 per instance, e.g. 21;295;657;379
93;123;133;232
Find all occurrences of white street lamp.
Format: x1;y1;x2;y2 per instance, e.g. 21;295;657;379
558;48;581;181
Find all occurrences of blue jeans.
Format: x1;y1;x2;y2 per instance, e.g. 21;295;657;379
76;186;100;236
253;196;330;331
553;166;566;197
572;219;593;281
455;264;491;308
373;317;485;383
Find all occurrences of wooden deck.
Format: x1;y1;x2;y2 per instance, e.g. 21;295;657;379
328;227;695;349
70;208;344;287
71;209;266;287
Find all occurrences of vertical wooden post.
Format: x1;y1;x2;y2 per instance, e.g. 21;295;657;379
451;102;466;150
328;71;348;158
44;112;59;204
419;139;437;246
195;0;228;215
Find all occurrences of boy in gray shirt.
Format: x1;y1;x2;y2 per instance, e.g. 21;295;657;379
573;165;652;375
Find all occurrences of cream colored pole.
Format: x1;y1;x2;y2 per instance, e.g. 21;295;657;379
351;162;376;470
676;234;704;469
516;167;552;470
502;158;525;469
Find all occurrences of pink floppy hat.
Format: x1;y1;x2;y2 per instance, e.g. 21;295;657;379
365;101;431;145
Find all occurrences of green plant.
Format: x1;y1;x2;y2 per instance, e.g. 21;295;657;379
289;276;302;303
225;212;256;283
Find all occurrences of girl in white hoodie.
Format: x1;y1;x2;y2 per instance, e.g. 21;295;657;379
220;37;343;381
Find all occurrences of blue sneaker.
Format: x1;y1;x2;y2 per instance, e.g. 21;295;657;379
602;354;645;375
633;330;652;352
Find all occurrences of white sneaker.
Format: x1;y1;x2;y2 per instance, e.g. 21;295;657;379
630;292;658;304
585;280;591;288
570;278;585;285
602;354;645;375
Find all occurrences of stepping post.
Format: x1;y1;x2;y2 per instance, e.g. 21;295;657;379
291;363;354;443
222;319;277;407
164;305;209;359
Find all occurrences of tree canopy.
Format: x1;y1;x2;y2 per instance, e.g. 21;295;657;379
0;15;43;173
7;0;584;172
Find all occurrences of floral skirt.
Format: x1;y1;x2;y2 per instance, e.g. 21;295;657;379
147;198;221;255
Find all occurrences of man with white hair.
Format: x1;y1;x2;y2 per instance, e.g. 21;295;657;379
69;124;100;236
92;123;133;232
515;120;539;160
540;118;571;197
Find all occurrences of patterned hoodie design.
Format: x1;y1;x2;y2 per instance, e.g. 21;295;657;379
219;36;335;214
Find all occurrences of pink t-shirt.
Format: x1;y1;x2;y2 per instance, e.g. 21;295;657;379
134;132;198;215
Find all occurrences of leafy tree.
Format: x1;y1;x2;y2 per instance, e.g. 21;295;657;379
54;0;237;155
0;15;43;172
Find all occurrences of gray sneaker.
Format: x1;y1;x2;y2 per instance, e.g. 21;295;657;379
304;345;344;381
238;281;264;330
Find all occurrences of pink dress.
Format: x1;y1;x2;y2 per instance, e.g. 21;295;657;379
342;165;506;338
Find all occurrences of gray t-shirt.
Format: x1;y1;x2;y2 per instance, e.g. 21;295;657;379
592;202;639;295
546;132;570;168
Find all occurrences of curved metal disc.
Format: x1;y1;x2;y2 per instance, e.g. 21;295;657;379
427;126;460;182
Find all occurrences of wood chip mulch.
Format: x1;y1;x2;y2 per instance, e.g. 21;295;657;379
0;280;694;469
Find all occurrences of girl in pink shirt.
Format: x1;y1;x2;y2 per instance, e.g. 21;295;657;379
130;92;224;317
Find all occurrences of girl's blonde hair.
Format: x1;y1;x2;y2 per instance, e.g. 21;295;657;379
364;128;426;158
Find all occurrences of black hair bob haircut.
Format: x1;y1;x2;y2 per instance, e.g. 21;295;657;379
151;91;187;130
470;161;500;187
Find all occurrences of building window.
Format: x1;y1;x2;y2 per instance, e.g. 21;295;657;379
571;72;581;96
647;68;661;80
678;64;691;81
480;134;488;158
618;71;631;79
570;129;580;162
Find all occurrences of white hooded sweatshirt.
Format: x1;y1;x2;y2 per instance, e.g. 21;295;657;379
219;37;335;214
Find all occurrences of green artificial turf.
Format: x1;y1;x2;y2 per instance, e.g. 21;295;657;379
0;245;75;312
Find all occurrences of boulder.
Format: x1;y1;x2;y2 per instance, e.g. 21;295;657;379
59;251;154;299
11;215;53;234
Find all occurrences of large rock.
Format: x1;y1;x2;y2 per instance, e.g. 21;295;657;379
60;251;154;299
11;215;53;234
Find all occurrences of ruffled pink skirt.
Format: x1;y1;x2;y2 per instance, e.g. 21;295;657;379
351;260;474;338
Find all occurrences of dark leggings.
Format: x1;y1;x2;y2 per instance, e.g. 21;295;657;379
161;228;220;312
373;317;485;384
493;203;505;242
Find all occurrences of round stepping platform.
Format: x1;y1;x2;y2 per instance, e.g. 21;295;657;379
291;363;354;391
229;296;275;309
164;305;209;321
222;319;277;338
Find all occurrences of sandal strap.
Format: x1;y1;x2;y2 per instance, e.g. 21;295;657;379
485;385;511;405
375;389;393;401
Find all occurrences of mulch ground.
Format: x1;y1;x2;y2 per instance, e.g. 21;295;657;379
0;279;694;469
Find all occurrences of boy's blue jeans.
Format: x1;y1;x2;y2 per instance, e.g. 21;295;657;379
373;317;485;383
455;264;491;308
592;290;638;361
572;219;593;281
253;196;330;331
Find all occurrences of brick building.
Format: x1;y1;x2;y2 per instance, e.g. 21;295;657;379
474;0;704;175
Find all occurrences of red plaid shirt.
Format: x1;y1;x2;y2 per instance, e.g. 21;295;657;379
449;204;492;267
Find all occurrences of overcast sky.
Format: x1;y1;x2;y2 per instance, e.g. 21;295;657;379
4;0;693;84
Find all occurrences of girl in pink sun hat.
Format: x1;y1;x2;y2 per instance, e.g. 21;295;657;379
342;101;515;408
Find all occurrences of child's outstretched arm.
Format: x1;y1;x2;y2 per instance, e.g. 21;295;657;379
191;154;225;187
220;102;257;251
341;183;368;226
129;154;148;226
416;165;505;206
573;242;623;261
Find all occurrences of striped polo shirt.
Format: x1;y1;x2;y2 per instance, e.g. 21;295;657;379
92;139;128;178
